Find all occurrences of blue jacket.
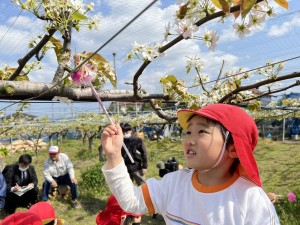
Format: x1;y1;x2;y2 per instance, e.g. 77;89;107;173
0;172;6;209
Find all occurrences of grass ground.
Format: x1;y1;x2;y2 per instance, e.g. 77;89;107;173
1;137;299;224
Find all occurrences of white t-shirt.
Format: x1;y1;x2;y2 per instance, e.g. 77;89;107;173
102;161;280;225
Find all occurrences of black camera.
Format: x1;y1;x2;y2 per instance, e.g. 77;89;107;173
156;157;179;177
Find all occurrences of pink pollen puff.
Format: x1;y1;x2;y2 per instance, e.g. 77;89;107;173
287;192;296;202
71;64;95;86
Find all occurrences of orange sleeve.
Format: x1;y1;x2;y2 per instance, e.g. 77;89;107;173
141;183;155;214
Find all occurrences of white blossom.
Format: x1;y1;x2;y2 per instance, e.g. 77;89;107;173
203;30;220;51
175;18;199;39
69;0;85;13
266;7;276;17
248;14;266;29
88;15;101;30
163;22;171;42
232;23;251;39
186;55;204;73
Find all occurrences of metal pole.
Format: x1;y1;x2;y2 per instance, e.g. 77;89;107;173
112;52;119;116
282;117;285;141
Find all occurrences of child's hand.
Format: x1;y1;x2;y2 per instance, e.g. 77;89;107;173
101;123;123;168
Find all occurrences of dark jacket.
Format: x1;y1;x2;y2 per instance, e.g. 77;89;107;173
3;163;38;192
121;135;148;173
0;172;6;209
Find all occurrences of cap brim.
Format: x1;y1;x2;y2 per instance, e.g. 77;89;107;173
177;109;219;130
41;219;54;224
57;218;65;225
41;218;64;225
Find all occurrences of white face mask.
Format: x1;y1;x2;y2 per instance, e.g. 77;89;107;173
19;166;29;172
124;133;131;139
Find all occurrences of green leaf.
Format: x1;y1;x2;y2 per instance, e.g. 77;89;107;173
49;36;63;63
85;52;116;88
86;52;117;87
63;76;72;86
160;75;178;84
107;73;117;88
211;0;222;9
186;67;191;74
92;76;100;87
86;52;108;64
241;0;257;19
71;12;88;21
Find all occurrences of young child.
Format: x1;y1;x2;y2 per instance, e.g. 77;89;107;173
28;202;64;225
96;194;142;225
101;103;280;224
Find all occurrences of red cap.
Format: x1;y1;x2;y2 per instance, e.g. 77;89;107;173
177;103;261;187
96;195;142;225
29;202;64;225
1;212;42;225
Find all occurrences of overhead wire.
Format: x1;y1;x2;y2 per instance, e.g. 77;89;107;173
0;9;23;44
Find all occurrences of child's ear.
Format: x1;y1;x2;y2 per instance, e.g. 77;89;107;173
228;144;238;158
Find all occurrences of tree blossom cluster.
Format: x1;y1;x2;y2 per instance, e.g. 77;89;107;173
233;2;276;39
161;59;258;110
126;41;165;62
12;0;100;33
0;62;42;80
124;0;286;110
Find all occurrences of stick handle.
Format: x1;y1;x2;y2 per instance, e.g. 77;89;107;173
89;84;135;163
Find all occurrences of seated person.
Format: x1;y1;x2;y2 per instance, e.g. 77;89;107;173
0;171;6;211
3;154;38;214
42;146;79;208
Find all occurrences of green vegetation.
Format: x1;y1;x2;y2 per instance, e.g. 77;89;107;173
0;147;9;157
0;138;299;224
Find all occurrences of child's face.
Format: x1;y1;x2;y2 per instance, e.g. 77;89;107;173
183;115;225;170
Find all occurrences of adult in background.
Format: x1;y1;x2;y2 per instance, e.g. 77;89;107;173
0;171;6;211
3;154;38;214
120;123;148;186
42;146;79;208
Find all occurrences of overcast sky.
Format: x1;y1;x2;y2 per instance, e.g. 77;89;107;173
0;0;300;119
